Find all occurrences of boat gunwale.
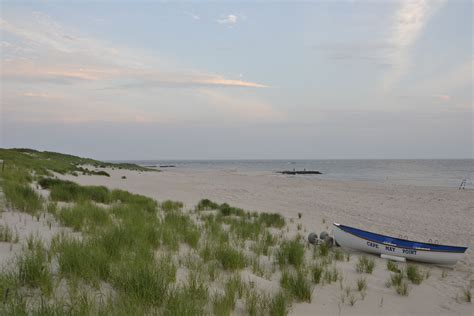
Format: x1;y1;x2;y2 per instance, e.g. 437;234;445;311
333;223;468;254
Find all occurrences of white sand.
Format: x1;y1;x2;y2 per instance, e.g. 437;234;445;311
55;166;473;315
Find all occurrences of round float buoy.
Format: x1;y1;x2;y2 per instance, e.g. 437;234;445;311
320;231;329;241
308;232;318;245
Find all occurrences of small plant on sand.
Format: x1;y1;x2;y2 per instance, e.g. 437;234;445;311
0;225;13;242
355;256;375;273
323;266;339;284
311;264;324;284
390;273;403;287
216;244;246;271
396;281;409;296
298;212;302;219
441;269;448;278
244;288;269;316
348;294;357;306
462;287;471;303
387;260;400;273
356;277;367;291
281;270;313;302
406;264;423;284
318;243;329;257
270;291;291;316
334;248;344;261
277;238;305;268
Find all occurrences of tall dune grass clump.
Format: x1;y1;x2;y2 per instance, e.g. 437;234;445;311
160;211;200;250
355;256;375;273
281;270;313;302
3;181;42;214
387;260;401;273
406;264;424;284
213;275;243;315
164;274;208;315
311;263;324;284
58;202;109;232
110;256;176;307
278;238;305;268
270;291;291;316
215;244;247;270
16;237;52;295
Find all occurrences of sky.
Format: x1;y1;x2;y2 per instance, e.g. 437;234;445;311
1;0;472;160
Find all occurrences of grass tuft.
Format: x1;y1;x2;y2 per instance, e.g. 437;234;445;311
277;238;305;268
355;256;375;273
281;270;313;302
406;264;424;285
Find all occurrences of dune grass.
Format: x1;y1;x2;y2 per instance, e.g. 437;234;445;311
387;260;401;273
58;202;110;232
17;236;52;295
406;264;424;285
278;238;305;268
3;170;42;214
281;270;313;302
355;256;375;273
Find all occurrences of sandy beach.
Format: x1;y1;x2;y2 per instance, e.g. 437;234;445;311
48;166;473;315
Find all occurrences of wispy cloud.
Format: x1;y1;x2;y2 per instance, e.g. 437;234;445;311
1;13;267;89
382;0;445;92
217;14;238;25
1;11;275;125
184;11;200;21
431;94;450;102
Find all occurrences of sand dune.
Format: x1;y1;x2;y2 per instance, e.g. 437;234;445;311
55;166;473;315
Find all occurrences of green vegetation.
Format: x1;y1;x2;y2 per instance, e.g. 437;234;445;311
356;277;367;291
0;148;153;176
278;238;305;268
406;264;424;285
0;148;326;315
396;281;409;296
387;260;401;273
281;270;313;302
462;287;471;303
355;256;375;273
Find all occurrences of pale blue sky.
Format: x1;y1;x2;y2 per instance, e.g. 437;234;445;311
1;0;472;159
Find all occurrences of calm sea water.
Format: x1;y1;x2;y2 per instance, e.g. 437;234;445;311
119;159;473;189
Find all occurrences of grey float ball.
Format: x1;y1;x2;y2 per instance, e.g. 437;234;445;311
320;231;329;240
308;233;318;245
324;236;334;248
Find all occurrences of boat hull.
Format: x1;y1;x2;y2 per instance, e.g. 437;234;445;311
333;223;466;265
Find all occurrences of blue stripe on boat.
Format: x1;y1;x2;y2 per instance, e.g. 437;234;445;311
338;224;467;253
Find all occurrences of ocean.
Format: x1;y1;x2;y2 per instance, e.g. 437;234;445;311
117;159;474;189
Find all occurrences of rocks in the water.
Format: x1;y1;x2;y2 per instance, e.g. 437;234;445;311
308;232;318;245
278;170;322;175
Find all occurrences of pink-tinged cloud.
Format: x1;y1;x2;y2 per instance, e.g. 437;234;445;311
22;91;61;99
432;94;450;102
197;77;268;88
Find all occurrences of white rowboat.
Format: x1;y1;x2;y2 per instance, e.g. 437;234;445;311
333;223;468;265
